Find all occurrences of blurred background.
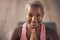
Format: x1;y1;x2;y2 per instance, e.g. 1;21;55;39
0;0;60;40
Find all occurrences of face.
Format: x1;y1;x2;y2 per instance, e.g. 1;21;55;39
26;6;44;29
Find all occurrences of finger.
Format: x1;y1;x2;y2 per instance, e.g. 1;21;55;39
31;29;36;34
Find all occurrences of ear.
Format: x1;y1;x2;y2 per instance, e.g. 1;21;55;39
40;12;44;22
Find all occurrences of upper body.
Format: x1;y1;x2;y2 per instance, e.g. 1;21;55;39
10;0;58;40
10;24;58;40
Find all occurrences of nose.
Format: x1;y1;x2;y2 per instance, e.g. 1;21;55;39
32;16;38;22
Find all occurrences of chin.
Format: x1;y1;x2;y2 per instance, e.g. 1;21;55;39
32;26;37;29
31;24;39;28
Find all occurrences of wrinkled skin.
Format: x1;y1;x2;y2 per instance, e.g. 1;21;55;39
26;6;44;40
26;6;44;29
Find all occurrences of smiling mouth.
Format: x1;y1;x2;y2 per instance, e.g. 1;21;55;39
31;21;39;24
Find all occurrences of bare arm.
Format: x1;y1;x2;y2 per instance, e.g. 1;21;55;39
10;25;22;40
46;27;59;40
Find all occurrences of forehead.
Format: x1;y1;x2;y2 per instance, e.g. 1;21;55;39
27;6;43;14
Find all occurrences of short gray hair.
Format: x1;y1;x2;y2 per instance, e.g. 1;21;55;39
25;0;43;12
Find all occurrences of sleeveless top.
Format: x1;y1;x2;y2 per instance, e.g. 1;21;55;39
20;23;46;40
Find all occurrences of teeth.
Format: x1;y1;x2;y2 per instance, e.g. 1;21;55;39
36;21;38;22
35;20;38;22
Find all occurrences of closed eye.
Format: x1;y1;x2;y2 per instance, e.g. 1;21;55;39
28;13;33;17
36;13;40;17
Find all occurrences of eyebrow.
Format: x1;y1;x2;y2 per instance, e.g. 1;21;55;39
28;13;33;16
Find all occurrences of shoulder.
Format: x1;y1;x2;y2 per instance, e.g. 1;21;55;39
15;25;22;31
10;25;23;40
46;26;56;36
46;26;58;40
14;25;22;35
11;25;23;38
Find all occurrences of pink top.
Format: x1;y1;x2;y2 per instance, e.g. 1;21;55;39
20;23;46;40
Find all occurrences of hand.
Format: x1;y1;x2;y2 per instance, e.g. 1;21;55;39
30;29;38;40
